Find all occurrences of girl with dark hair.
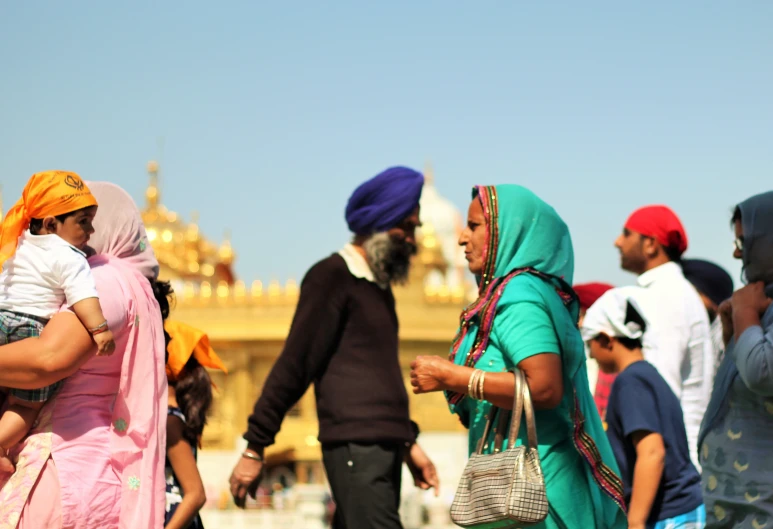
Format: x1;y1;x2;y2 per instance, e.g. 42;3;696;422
164;320;227;529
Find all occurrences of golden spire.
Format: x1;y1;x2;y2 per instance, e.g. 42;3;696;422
219;229;234;265
146;160;160;210
424;160;435;186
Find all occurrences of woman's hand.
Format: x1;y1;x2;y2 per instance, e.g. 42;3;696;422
732;282;772;315
410;355;454;394
730;282;771;344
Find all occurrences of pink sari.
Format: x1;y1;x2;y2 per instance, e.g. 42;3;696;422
0;182;167;528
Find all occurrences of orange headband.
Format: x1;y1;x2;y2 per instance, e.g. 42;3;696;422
0;171;97;266
165;320;228;381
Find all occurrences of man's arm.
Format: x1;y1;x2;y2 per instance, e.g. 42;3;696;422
244;261;349;452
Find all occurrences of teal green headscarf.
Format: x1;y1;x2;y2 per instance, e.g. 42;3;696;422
447;185;627;526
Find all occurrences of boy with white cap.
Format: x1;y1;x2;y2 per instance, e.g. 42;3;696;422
581;287;704;529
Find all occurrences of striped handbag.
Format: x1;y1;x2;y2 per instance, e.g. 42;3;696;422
450;369;548;528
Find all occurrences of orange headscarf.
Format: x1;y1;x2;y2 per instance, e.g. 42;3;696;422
0;170;98;266
165;320;228;381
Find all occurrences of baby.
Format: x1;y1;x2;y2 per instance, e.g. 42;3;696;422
0;171;115;472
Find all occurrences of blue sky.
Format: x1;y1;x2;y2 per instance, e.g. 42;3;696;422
1;2;771;289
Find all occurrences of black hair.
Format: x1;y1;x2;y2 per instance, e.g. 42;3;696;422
171;355;214;448
29;211;78;235
664;245;683;264
149;279;175;363
617;337;643;350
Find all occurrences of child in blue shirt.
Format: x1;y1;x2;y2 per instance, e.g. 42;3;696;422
581;286;704;529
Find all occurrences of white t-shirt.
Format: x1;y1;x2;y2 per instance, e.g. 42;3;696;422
0;231;99;319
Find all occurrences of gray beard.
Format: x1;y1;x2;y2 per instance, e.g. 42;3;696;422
362;232;416;286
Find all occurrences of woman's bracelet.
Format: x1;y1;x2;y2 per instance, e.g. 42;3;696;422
467;369;479;399
468;369;486;400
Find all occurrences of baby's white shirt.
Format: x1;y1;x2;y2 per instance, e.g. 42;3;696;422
0;231;99;319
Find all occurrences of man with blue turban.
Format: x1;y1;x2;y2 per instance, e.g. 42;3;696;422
230;166;438;529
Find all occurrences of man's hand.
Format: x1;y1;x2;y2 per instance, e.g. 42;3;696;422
229;449;264;508
404;442;439;497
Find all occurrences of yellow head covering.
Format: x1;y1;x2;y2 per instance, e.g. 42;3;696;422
0;171;98;266
165;320;228;381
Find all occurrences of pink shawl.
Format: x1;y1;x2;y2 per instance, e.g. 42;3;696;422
87;182;167;527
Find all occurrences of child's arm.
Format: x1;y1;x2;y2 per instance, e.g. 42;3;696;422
70;298;115;356
166;415;207;529
627;430;666;529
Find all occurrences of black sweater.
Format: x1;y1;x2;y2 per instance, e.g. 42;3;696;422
244;253;416;450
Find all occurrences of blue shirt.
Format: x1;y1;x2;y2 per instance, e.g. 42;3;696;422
606;361;703;523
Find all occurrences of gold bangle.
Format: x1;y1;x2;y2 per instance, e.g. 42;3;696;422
478;370;486;401
468;369;482;400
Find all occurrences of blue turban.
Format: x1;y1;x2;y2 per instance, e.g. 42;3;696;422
345;166;424;234
681;258;734;307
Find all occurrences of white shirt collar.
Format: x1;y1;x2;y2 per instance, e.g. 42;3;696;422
22;230;86;257
338;243;388;289
637;261;683;288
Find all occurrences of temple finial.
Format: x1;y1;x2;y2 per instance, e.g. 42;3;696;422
424;160;435;185
146;160;160;210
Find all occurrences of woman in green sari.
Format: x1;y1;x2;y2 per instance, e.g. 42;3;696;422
410;185;627;529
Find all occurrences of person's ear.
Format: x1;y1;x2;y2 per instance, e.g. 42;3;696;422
42;216;58;233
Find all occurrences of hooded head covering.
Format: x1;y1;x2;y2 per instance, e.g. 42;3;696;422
736;191;773;287
580;287;648;343
0;170;97;266
344;166;424;235
165;320;228;382
574;282;616;311
446;185;627;526
86;182;159;280
624;205;688;256
82;181;167;527
681;258;734;307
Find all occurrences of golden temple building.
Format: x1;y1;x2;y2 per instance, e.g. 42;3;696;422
142;161;470;488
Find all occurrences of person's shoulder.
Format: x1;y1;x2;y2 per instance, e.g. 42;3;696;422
304;254;351;284
502;273;551;305
48;241;87;264
618;361;666;388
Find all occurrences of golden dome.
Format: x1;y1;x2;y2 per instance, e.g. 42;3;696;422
141;161;236;286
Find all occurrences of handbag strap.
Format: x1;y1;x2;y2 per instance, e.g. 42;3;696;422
507;369;539;451
474;368;539;454
476;369;524;455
